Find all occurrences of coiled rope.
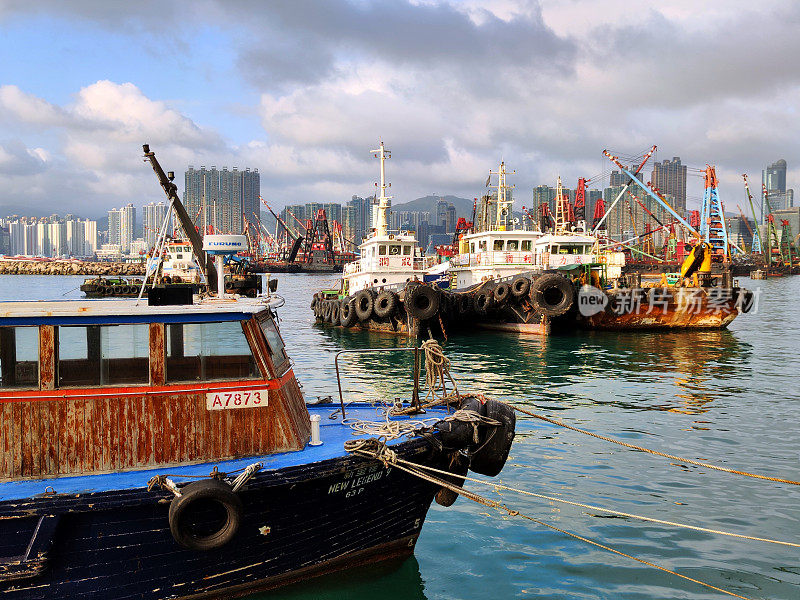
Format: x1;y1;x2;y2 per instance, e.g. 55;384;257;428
510;403;800;486
346;439;757;600
421;339;458;402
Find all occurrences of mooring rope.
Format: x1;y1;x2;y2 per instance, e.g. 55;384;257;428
421;339;459;401
346;440;755;600
393;458;798;549
510;403;800;486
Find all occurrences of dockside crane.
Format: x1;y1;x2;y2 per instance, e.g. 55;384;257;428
259;196;304;262
142;144;218;292
742;174;764;255
761;183;785;270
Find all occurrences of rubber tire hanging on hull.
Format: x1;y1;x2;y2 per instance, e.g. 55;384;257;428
529;274;575;317
374;290;398;319
510;276;530;299
406;285;440;321
434;451;470;507
168;480;243;551
469;399;516;478
340;299;357;326
354;290;374;321
493;283;510;305
474;289;494;315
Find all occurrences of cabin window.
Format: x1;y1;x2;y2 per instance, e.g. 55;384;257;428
493;240;504;251
470;243;476;253
176;254;183;259
479;240;487;251
389;244;401;255
0;326;39;389
522;240;532;251
166;321;259;383
507;240;519;251
259;316;288;368
57;324;149;386
402;245;411;255
379;245;387;256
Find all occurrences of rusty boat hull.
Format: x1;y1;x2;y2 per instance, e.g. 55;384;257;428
0;404;450;600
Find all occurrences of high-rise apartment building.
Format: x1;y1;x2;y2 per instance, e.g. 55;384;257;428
143;202;168;250
108;204;136;253
184;166;260;236
650;157;687;217
762;159;793;215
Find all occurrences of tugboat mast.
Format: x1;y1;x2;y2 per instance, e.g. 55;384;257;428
372;141;392;238
488;161;515;231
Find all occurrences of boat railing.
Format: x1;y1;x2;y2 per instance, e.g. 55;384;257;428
334;347;423;419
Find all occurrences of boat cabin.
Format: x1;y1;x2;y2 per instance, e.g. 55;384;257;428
343;231;434;293
0;298;310;482
534;233;598;269
160;240;202;283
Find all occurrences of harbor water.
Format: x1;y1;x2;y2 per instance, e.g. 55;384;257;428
2;274;799;600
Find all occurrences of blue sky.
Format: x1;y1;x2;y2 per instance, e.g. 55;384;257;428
1;0;798;218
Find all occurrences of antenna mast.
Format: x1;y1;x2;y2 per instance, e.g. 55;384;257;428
371;141;392;237
488;161;515;230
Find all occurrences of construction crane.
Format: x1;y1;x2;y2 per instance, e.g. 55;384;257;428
594;145;658;233
736;204;755;252
258;196;304;262
699;165;730;260
592;196;606;230
742;174;764;254
761;183;784;269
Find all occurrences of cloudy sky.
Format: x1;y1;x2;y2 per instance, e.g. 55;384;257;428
0;0;798;218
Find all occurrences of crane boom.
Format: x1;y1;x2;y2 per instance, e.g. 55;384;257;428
142;144;218;292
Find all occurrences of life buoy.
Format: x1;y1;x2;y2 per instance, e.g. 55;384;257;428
510;276;530;299
340;299;357;326
529;274;575;317
168;479;243;551
354;290;374;321
493;283;510;305
374;290;398;319
469;399;516;477
473;290;493;315
406;285;439;321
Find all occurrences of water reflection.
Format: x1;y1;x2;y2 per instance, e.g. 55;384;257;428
252;556;427;600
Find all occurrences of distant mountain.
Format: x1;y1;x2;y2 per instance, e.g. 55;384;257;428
392;195;474;218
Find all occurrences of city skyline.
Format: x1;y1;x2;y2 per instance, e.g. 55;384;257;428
1;2;799;218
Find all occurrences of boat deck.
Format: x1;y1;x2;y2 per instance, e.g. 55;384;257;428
0;403;443;502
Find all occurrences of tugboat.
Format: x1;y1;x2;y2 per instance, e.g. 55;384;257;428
313;141;445;337
0;146;516;599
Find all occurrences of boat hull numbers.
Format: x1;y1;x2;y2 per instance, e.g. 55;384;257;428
206;389;269;410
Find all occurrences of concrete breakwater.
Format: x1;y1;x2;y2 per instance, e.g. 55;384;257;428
0;260;145;276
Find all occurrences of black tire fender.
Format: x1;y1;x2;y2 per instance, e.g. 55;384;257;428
168;479;243;551
473;289;494;315
373;290;398;319
340;299;357;326
510;276;530;299
493;283;510;305
434;396;484;448
354;290;374;321
469;399;516;478
330;302;341;326
529;274;576;317
322;301;333;322
406;285;440;321
457;294;472;315
434;451;470;508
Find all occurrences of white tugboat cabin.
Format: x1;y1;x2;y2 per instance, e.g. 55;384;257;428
342;141;434;293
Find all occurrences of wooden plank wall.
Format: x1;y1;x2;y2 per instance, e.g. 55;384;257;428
0;378;311;481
